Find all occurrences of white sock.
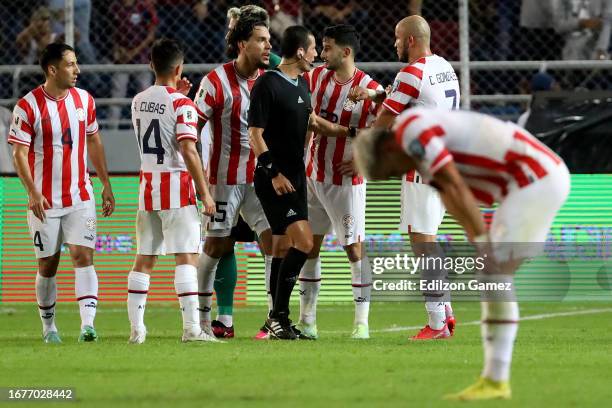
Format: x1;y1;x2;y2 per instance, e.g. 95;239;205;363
264;255;273;312
127;271;150;330
350;258;371;326
175;264;200;332
197;253;220;327
481;300;519;382
75;266;98;329
445;301;454;317
425;301;446;330
217;314;233;327
298;257;321;325
36;273;57;335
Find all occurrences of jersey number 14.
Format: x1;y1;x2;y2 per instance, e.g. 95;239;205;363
136;118;165;164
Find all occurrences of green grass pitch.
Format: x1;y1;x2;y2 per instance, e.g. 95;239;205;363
1;301;611;407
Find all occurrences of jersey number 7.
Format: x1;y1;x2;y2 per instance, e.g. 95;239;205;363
136;118;165;164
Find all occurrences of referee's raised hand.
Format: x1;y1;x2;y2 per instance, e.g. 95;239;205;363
271;173;296;195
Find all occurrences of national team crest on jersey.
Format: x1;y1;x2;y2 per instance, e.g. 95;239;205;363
76;108;86;122
343;98;356;111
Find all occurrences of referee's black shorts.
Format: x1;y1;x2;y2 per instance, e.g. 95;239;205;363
254;167;308;235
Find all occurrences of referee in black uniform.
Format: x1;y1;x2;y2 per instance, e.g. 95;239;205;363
248;26;318;339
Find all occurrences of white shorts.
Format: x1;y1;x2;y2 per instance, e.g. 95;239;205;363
307;178;365;246
137;205;202;255
204;183;269;238
27;199;97;259
490;164;571;262
399;180;446;235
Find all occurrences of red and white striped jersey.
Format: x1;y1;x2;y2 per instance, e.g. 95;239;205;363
394;108;564;207
131;85;198;211
304;66;383;186
383;55;459;183
8;86;98;212
194;61;264;185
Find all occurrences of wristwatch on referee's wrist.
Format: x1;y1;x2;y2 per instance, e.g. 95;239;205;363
348;126;357;139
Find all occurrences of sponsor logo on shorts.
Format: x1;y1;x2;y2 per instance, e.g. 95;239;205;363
86;218;96;231
84;235;95;241
287;209;297;217
343;214;355;238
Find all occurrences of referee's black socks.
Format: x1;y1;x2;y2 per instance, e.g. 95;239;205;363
269;257;283;309
271;247;309;319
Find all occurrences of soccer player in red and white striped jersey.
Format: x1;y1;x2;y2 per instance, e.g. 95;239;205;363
297;25;384;340
354;108;570;400
193;6;275;337
126;39;218;344
8;43;116;343
361;15;460;339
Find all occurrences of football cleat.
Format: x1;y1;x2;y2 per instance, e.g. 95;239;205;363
265;317;297;340
295;321;318;340
78;326;98;342
181;328;224;343
443;377;511;401
253;324;270;340
446;315;456;336
445;304;456;335
128;326;147;344
410;324;451;340
351;323;370;339
211;320;235;338
43;331;62;344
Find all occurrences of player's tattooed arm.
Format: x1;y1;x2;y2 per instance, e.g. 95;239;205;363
179;139;215;216
431;161;486;242
308;113;350;138
348;86;387;104
87;132;115;217
12;143;49;222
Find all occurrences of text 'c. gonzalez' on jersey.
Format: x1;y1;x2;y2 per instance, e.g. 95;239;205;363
8;86;98;211
131;85;199;211
304;66;384;186
194;61;265;185
383;54;459;184
393;108;564;207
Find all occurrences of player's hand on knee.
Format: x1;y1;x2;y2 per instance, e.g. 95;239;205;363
272;173;295;195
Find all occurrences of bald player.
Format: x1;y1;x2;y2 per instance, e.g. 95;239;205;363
353;15;460;340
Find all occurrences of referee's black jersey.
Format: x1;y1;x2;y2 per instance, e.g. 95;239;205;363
248;69;312;177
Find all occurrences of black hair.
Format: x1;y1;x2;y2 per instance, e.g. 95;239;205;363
39;43;74;75
151;38;184;75
226;5;270;59
280;25;313;58
323;24;360;55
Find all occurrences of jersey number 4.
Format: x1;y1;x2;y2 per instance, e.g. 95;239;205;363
136;118;165;164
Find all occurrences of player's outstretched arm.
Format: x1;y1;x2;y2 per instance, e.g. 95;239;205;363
12;143;49;222
431;161;486;242
87;132;115;217
308;113;351;138
349;86;387;104
179;139;215;216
